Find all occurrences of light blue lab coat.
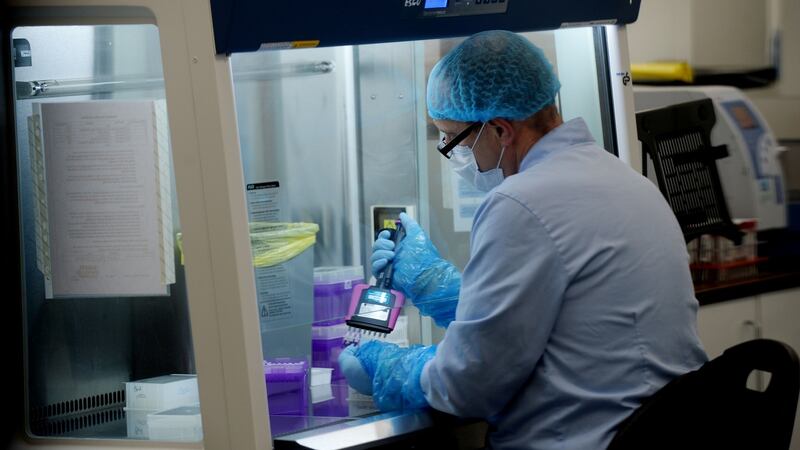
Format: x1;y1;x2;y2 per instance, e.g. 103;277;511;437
420;118;708;449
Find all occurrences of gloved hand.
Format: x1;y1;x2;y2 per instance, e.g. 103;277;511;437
369;213;461;328
339;340;436;411
370;229;396;277
338;345;373;395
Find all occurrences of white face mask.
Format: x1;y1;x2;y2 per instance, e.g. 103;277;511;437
447;123;506;192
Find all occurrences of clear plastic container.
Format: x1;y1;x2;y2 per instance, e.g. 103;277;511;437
313;266;364;285
124;407;156;439
258;246;315;362
124;374;199;411
313;266;364;326
688;219;762;283
146;405;203;442
311;367;333;387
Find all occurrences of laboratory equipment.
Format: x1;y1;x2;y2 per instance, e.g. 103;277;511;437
311;267;364;380
312;323;348;381
688;219;761;283
344;223;407;344
251;223;318;361
209;0;640;52
8;22;205;443
124;374;200;439
308;368;349;419
635;86;788;231
313;266;364;326
264;358;310;416
124;407;153;440
124;375;200;411
635;98;743;244
3;0;643;447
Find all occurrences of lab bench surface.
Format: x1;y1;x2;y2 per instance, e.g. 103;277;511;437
695;270;800;306
273;410;488;450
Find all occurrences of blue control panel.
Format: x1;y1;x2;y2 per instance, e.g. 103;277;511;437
422;0;508;18
209;0;641;54
722;100;784;205
424;0;448;9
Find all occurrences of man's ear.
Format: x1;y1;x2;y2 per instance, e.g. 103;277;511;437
488;118;515;146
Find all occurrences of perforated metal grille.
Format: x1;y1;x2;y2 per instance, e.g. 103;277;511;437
29;389;125;436
655;131;727;235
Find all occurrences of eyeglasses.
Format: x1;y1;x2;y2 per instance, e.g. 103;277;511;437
436;122;482;159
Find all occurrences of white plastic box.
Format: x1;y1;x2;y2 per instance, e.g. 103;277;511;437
125;374;199;438
147;405;203;442
311;367;333;387
125;374;199;410
124;407;152;439
310;367;334;404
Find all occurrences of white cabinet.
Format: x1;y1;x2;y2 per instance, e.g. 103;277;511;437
697;296;760;359
760;288;800;349
760;288;800;450
698;288;800;450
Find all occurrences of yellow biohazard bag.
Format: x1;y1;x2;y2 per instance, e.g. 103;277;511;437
248;222;319;268
176;222;318;268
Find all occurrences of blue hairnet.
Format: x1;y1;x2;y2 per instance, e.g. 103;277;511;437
427;30;561;123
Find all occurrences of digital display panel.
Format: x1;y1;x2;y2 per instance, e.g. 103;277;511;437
730;105;757;130
424;0;448;9
366;291;391;304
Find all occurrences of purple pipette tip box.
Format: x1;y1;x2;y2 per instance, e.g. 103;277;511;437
264;358;308;416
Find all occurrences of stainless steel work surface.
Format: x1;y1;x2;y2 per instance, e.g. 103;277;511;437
274;409;486;450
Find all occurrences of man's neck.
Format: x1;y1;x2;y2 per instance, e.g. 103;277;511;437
512;116;564;170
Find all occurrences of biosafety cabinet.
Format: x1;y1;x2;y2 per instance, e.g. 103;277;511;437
2;1;641;449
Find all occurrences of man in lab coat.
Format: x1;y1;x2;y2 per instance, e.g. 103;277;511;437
340;30;707;450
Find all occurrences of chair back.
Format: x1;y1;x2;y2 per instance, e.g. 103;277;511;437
608;339;800;450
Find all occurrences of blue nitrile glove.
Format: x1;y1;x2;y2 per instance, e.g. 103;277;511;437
370;229;395;277
369;213;461;328
338;345;373;395
347;340;436;411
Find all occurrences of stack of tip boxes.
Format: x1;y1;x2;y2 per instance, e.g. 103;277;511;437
310;267;364;417
124;374;201;441
312;267;364;380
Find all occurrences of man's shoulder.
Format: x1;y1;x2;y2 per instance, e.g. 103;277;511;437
488;153;579;213
500;142;650;204
472;186;546;239
483;142;666;235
